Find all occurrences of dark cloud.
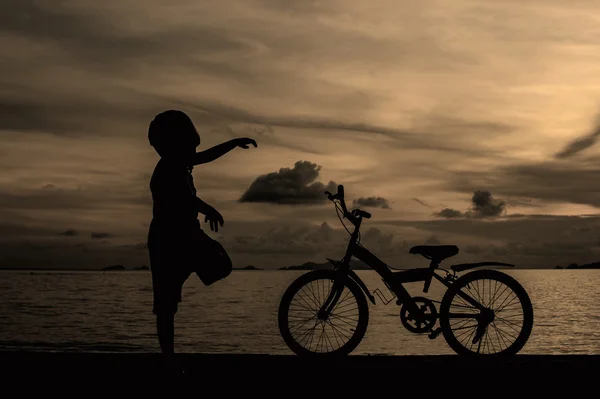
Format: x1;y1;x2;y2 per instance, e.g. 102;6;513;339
464;245;483;254
505;198;540;208
0;180;150;212
467;190;506;218
59;229;78;236
379;213;600;267
424;235;441;245
412;198;431;208
220;223;343;259
304;222;334;243
0;221;59;240
0;0;514;155
180;99;514;155
3;211;600;269
239;160;337;204
0;92;159;135
352;196;391;209
90;232;113;239
434;190;506;219
554;113;600;159
434;208;464;218
446;158;600;208
0;1;255;73
555;130;600;159
360;227;394;248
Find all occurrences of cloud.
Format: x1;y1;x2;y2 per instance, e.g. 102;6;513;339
554;113;600;159
0;0;518;160
0;180;150;212
467;190;507;218
555;130;600;159
90;232;113;239
434;190;506;219
4;0;600;272
445;158;600;208
239;160;337;204
378;213;600;268
424;235;441;245
412;198;431;208
435;208;464;219
304;222;335;243
59;229;78;236
352;196;391;209
360;227;394;248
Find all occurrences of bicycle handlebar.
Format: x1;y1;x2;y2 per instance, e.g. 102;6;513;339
324;184;371;223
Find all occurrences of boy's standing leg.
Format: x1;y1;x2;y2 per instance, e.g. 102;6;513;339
148;230;190;374
153;280;187;374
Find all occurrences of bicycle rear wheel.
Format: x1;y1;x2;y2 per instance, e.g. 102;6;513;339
439;269;534;356
278;269;369;356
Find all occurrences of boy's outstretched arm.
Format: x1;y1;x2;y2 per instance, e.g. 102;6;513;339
194;197;224;232
192;137;257;165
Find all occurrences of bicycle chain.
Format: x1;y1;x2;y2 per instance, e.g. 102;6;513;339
427;298;477;310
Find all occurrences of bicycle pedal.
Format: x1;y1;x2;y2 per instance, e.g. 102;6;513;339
428;328;442;339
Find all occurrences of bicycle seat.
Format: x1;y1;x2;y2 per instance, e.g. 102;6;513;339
409;245;459;261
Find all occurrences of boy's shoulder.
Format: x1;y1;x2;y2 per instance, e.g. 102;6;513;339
151;158;189;180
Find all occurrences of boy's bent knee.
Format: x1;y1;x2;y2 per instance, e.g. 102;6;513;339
153;302;179;317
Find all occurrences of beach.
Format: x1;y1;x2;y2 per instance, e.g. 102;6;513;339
0;351;600;384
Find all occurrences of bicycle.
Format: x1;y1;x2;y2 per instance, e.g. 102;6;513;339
278;184;534;356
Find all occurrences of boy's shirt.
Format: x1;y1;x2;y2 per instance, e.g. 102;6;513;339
150;158;199;229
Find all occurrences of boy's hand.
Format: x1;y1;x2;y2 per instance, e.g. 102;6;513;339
204;207;224;232
234;138;257;149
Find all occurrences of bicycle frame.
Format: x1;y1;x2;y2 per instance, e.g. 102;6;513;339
319;207;487;320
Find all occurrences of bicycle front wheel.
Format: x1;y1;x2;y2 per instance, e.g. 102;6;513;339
439;269;534;356
278;269;369;356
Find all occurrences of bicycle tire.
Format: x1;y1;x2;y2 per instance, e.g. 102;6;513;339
278;269;369;356
439;269;534;356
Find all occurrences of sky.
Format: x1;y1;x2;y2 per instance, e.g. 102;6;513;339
3;0;600;269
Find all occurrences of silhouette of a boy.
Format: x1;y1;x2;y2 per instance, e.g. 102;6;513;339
146;110;256;369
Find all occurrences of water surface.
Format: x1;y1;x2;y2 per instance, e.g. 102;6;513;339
0;269;597;355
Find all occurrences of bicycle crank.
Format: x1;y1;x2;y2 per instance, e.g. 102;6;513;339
400;297;438;334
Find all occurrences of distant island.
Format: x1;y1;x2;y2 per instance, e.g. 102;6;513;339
100;264;263;271
3;258;600;272
555;262;600;269
233;265;262;270
279;260;371;270
101;265;148;271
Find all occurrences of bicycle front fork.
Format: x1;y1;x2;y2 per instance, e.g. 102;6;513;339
317;279;345;320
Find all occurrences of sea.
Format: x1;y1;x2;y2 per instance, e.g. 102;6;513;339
0;269;598;355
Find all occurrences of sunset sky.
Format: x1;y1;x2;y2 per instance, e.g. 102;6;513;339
3;0;600;269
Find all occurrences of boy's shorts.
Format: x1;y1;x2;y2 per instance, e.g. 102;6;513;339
147;220;198;315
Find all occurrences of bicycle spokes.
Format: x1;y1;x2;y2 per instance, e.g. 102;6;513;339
287;279;360;354
446;276;526;354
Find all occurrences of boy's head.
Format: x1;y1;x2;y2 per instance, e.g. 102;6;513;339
148;110;200;158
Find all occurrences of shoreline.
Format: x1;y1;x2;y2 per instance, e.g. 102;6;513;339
2;268;598;272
